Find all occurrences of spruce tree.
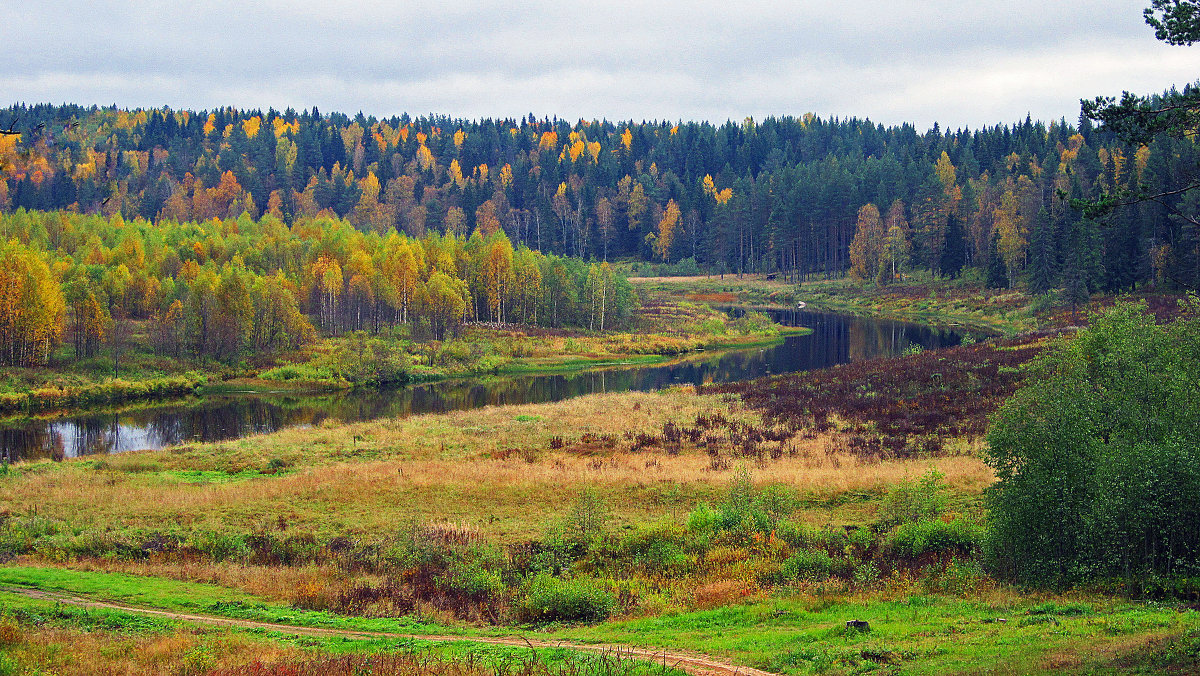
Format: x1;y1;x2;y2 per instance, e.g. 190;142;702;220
1028;208;1057;294
985;230;1009;289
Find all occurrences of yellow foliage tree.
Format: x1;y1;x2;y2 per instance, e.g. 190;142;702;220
654;199;681;261
0;241;64;366
448;159;466;189
444;206;467;236
481;235;515;322
848;203;885;281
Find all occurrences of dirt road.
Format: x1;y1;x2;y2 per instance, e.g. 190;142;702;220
6;586;779;676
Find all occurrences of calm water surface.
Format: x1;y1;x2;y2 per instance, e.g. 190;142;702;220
2;309;969;461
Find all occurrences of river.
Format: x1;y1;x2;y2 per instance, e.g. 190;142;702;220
1;309;969;461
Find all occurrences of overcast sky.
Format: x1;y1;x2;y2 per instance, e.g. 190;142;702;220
1;1;1196;130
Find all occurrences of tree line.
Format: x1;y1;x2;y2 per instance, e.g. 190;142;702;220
0;102;1197;295
0;209;634;366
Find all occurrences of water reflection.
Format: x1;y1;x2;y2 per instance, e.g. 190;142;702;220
2;309;967;461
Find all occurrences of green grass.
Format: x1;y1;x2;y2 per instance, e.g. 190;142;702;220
553;593;1200;674
0;585;688;675
5;565;1198;674
0;566;462;636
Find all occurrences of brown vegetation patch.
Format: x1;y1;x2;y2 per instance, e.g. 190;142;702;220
698;337;1044;461
0;624;303;675
1039;292;1193;328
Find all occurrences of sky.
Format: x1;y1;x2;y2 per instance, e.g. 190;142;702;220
1;0;1196;130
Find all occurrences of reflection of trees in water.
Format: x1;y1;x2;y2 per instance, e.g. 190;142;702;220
1;311;966;459
769;309;961;366
847;319;917;362
178;399;309;443
70;416;120;457
146;414;186;447
1;426;60;462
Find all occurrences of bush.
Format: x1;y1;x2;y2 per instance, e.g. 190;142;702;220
781;548;837;581
674;257;702;276
614;523;693;576
685;503;722;535
986;299;1200;588
1028;292;1058;315
557;488;609;553
730;311;775;335
263;334;411;386
189;531;250;562
875;469;947;531
514;574;616;624
442;562;505;600
716;470;796;540
887;519;984;559
774;521;847;553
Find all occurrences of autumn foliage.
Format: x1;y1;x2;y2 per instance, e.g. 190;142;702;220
0;239;63;366
0;209;635;365
2;104;1193;292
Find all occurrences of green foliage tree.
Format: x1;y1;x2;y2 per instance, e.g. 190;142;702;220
984;230;1008;290
1078;2;1200;290
985;299;1200;588
1145;0;1200;46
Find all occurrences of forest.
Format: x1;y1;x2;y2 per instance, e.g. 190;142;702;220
0;99;1196;296
0;210;634;368
1;100;1196;371
7;1;1200;672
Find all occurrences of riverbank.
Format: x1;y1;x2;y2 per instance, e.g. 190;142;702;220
632;272;1194;338
256;305;802;388
0;299;795;416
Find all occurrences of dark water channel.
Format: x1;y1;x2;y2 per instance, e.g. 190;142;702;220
2;310;970;461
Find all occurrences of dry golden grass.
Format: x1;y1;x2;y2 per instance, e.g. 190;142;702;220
0;623;305;675
2;385;992;550
5;449;990;545
50;557;342;606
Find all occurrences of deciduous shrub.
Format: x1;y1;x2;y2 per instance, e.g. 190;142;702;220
875;469;948;531
514;574;616;624
781;548;837;581
986;299;1200;589
887;519;983;559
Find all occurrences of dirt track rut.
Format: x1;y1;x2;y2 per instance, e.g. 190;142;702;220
6;587;778;676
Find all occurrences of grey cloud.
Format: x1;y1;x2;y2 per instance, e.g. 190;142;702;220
0;0;1192;128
